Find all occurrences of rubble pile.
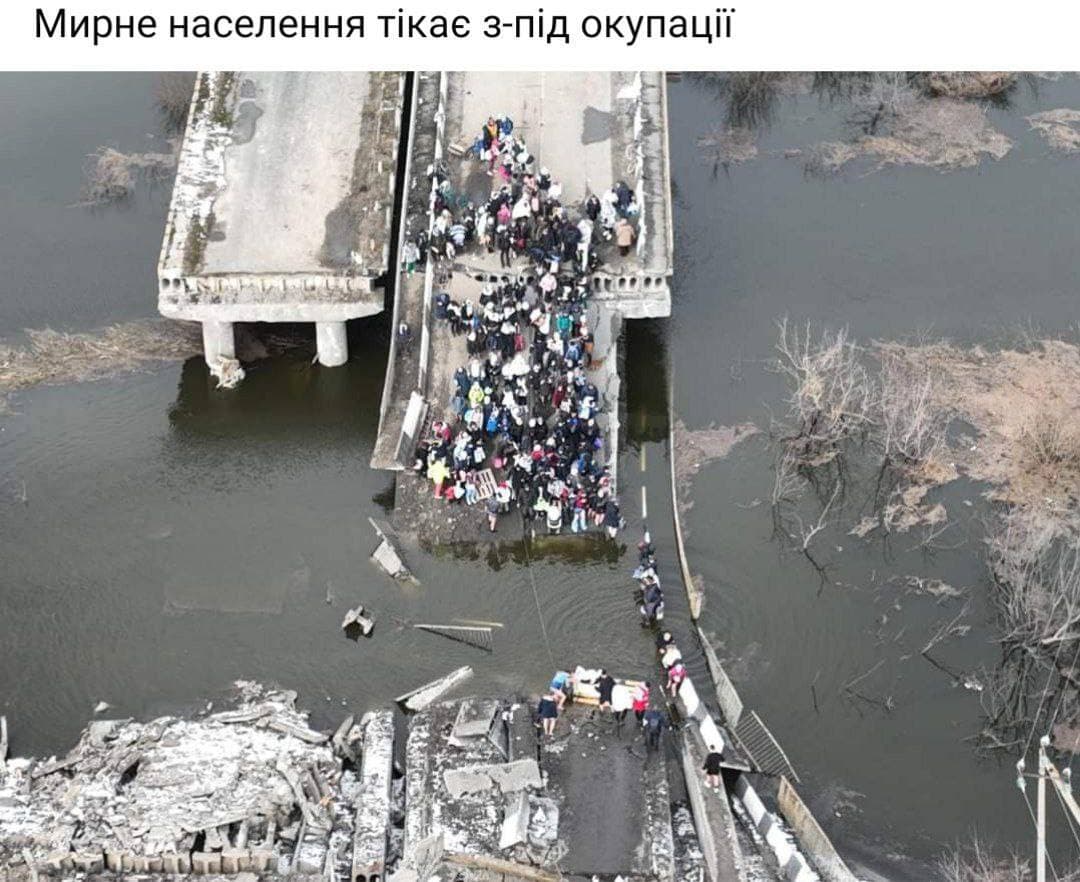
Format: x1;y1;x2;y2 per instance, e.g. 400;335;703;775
0;682;385;879
402;697;562;875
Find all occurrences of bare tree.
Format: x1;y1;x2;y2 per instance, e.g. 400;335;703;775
849;72;920;135
155;72;197;135
772;318;875;468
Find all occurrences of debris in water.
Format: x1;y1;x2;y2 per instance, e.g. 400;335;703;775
342;605;375;637
369;518;418;583
849;516;880;538
209;356;245;390
79;146;176;206
0;320;202;413
93;701;110;715
672;418;758;521
696;126;758;166
1027;108;1080;153
413;623;494;652
394;666;474;713
899;575;965;601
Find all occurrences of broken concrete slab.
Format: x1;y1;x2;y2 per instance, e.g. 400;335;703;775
395;666;473;713
342;605;375;636
499;789;530;850
369;517;418;582
352;710;395;882
0;682;371;875
452;699;499;739
443;759;542;800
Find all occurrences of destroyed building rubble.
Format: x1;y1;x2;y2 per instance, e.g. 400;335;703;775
399;696;675;882
0;682;398;880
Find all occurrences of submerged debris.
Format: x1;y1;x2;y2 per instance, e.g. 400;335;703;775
0;320;202;412
394;667;474;713
1027;108;1080;153
696;126;759;167
0;682;381;877
80;146;176;206
672;419;758;519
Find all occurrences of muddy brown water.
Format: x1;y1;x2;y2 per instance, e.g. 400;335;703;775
4;72;1080;878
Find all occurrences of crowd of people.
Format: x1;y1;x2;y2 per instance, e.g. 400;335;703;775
408;113;641;535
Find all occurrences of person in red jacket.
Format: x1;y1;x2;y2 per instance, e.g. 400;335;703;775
632;681;651;724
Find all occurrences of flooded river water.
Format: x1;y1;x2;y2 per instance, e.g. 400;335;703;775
3;72;1080;878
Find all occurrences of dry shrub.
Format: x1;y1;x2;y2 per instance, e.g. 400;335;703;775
861;99;1012;170
938;836;1030;882
804;88;1012;174
848;72;920;135
803;141;859;177
1027;108;1080;154
696;126;758;169
921;72;1018;100
80;147;176;206
1021;417;1080;471
879;346;949;468
987;508;1080;651
155;72;197;134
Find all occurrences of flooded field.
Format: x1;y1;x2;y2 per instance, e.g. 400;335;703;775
4;71;1080;878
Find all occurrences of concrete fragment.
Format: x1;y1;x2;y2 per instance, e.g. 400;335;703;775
71;852;104;872
499;789;530;850
443;758;542;799
192;850;222;874
162;852;191;873
221;848;250;873
249;847;274;872
331;714;356;761
395;666;473;712
342;605;375;636
104;849;128;871
411;831;445;881
352;710;395;882
452;699;499;738
369;517;417;582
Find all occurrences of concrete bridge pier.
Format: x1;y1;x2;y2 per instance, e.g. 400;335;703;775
316;321;349;367
202;320;236;363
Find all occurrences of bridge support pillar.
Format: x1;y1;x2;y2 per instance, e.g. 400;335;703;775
202;320;235;363
316;321;349;367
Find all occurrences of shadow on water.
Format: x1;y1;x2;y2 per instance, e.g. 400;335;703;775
429;533;624;570
623;318;670;446
167;320;388;442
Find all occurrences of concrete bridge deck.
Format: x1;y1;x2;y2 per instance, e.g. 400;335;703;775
372;71;674;542
158;71;405;368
